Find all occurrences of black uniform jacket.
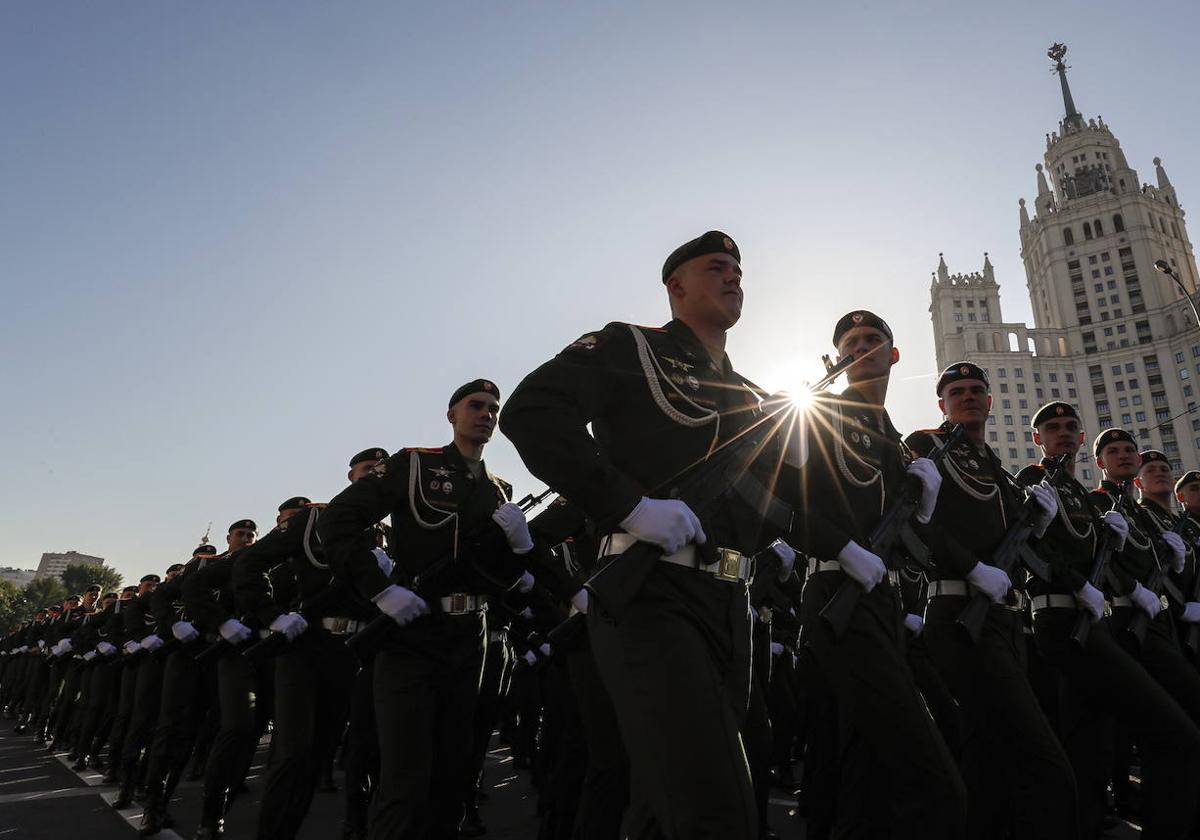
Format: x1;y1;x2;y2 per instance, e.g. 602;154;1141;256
1015;460;1101;597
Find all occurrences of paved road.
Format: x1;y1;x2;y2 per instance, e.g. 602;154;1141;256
0;724;1141;840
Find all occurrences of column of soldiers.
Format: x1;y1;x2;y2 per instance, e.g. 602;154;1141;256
3;229;1200;839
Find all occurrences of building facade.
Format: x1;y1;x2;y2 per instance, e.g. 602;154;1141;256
35;551;105;580
930;45;1200;480
0;568;36;588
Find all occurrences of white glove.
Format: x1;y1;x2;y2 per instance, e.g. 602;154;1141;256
1102;511;1128;551
538;642;552;657
907;458;943;524
51;641;66;657
371;584;429;627
97;641;117;657
512;571;535;594
966;562;1012;604
1131;582;1163;619
269;612;308;641
37;639;45;650
17;645;28;653
171;621;199;643
123;640;141;655
770;540;797;581
139;635;163;652
904;613;925;635
836;540;887;592
57;638;73;655
519;607;534;620
569;589;589;614
1160;531;1186;574
1180;602;1200;623
82;651;97;662
619;497;707;555
1074;582;1105;623
218;618;252;645
371;546;394;577
523;650;537;667
492;502;534;554
1028;483;1059;538
769;641;785;656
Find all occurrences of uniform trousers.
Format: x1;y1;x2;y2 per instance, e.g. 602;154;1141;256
342;651;380;835
1110;606;1200;725
1032;607;1200;840
800;571;966;840
107;656;138;770
566;639;628;840
588;563;756;840
144;645;212;796
121;655;164;770
76;658;119;759
202;651;273;817
368;613;485;840
256;628;358;840
923;596;1077;840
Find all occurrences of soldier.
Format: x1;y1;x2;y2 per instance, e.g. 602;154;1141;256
1019;404;1200;836
54;585;103;756
1137;453;1200;634
232;485;375;840
906;362;1074;838
501;232;796;839
69;591;120;769
106;573;161;794
1173;470;1200;662
321;379;536;839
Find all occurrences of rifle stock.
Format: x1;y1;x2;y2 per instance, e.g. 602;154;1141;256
1071;482;1129;648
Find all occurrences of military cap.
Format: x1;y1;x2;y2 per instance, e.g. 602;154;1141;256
140;573;160;584
1031;402;1079;428
165;563;184;574
1093;428;1137;458
1175;470;1200;493
121;585;137;593
1139;450;1170;469
228;519;257;533
349;448;389;468
65;594;81;601
48;605;62;613
832;310;893;348
277;496;311;512
661;230;740;283
192;544;217;559
936;361;990;396
86;584;102;593
102;592;118;600
449;379;500;408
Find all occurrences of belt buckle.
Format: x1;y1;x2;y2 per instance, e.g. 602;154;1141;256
448;593;468;614
329;617;349;634
714;548;743;582
757;605;772;624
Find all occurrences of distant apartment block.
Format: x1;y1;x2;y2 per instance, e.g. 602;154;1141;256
35;551;105;580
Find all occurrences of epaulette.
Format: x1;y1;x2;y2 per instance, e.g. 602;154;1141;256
913;428;943;436
634;324;667;332
304;502;328;509
403;447;443;454
1092;485;1111;494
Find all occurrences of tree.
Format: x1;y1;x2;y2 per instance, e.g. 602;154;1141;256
22;576;68;613
0;580;24;634
61;562;123;596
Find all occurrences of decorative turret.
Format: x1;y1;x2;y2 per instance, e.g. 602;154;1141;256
983;252;994;281
1048;43;1084;132
937;252;949;283
1019;198;1031;230
1155;156;1173;189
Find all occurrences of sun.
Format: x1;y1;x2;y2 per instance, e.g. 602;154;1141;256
788;388;815;414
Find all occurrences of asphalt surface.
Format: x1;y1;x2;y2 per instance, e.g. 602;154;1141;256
0;723;1141;840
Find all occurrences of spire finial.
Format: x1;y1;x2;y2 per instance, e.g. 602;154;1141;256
1047;43;1083;128
1036;163;1050;196
937;252;949;282
1154;156;1173;189
1019;198;1031;228
200;522;212;546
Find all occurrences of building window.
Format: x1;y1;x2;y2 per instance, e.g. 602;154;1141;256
1006;431;1016;442
999;383;1009;393
1009;448;1018;459
988;416;996;425
1064;228;1075;246
1002;399;1012;409
1004;416;1014;426
1069;388;1077;397
1066;373;1075;382
1051;388;1061;397
1136;411;1147;422
1083;222;1094;240
1017;384;1026;393
989;431;998;442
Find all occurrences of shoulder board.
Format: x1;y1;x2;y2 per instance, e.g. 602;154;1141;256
403;447;442;454
634;325;667;333
304;502;328;509
914;428;943;436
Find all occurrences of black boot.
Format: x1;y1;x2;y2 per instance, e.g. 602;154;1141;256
460;800;486;837
112;775;137;810
160;768;182;828
138;782;166;837
71;754;90;772
192;788;226;839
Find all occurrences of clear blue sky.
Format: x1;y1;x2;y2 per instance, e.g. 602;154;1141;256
3;2;1198;583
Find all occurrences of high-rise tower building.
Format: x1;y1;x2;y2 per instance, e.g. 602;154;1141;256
931;44;1200;478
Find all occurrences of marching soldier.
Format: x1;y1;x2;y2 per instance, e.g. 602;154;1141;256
1137;454;1200;636
1173;470;1200;661
501;232;795;839
906;362;1074;838
321;379;536;839
1019;405;1200;837
111;572;163;808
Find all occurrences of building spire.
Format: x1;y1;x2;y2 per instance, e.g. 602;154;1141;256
1154;156;1173;189
1047;43;1083;129
937;252;949;282
1019;198;1031;229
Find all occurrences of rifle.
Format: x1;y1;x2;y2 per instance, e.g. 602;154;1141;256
1071;481;1129;647
956;454;1070;643
1177;514;1200;655
585;354;855;624
345;488;556;653
1127;512;1188;646
240;583;351;664
819;424;967;639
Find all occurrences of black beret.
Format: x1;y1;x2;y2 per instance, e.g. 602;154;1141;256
449;379;500;408
102;592;118;600
1176;470;1200;493
1031;402;1079;428
936;361;990;396
48;605;62;612
661;231;740;283
1093;428;1137;458
228;519;257;533
165;563;185;574
277;496;311;512
86;584;102;593
139;574;160;584
192;544;217;559
349;448;389;468
121;585;138;593
832;310;893;348
65;595;80;602
1139;450;1170;469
